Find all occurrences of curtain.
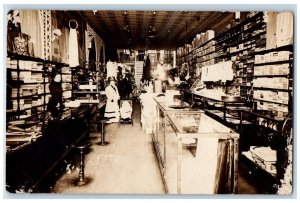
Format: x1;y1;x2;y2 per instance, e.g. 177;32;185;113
50;11;70;64
19;10;43;58
51;11;60;62
97;45;102;71
52;11;69;64
59;27;69;64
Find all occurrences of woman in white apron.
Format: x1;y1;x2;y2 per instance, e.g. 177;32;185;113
104;77;120;123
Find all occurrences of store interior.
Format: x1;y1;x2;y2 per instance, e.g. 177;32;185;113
5;10;293;195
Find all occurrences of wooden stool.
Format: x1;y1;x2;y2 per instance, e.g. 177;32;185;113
98;118;109;146
76;142;92;186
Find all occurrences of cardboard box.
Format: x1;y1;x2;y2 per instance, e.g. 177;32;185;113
206;30;215;40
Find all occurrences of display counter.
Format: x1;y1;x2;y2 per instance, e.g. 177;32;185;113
165;112;239;194
153;96;202;189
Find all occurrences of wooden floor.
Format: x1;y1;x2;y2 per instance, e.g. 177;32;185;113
51;100;164;194
51;100;258;195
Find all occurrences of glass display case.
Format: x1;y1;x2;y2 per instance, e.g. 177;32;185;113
152;95;202;191
163;112;239;194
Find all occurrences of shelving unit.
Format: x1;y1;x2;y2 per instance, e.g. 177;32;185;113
252;44;293;117
177;12;267;99
6;52;46;121
239;109;291;193
176;11;293;194
239;45;292;192
6;52;72;149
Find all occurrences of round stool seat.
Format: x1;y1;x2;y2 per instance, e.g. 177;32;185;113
76;142;92;149
100;117;110;123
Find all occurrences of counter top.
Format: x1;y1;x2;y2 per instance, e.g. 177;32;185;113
193;92;247;103
165;112;239;139
153;96;203;113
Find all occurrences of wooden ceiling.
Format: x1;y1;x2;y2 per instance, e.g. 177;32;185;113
77;10;237;49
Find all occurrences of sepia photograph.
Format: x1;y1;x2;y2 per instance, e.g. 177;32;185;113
4;4;294;197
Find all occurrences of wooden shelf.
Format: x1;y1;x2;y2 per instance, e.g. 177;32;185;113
253;75;289;78
236;66;254;70
243;22;266;34
227;31;266;49
254;98;289;106
235;76;252;78
44;60;69;67
215;12;264;42
73;91;103;94
253;87;291;92
7;68;46;73
8;81;45;86
177;12;265;64
249;44;293;55
11;93;48;99
254;60;291;66
180;38;215;58
7;52;44;62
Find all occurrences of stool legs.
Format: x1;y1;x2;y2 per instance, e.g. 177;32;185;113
77;148;86;185
99;122;109;145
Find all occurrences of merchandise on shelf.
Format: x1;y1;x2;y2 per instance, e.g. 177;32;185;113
253;78;289;89
254;64;290;76
255;51;291;64
243;146;277;176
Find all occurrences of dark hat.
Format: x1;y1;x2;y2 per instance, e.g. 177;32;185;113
108;76;116;82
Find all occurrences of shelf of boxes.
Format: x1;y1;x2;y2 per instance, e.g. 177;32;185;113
252;45;292;119
6;53;72;148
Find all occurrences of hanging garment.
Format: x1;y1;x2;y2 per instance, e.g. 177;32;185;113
104;85;120;122
20;10;43;58
68;28;79;67
14;33;30;56
222;61;234;82
156;63;166;80
106;61;118;78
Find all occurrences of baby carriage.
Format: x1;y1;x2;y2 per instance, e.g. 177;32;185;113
119;99;133;126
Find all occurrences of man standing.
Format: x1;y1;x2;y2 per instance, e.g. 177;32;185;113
122;74;132;98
